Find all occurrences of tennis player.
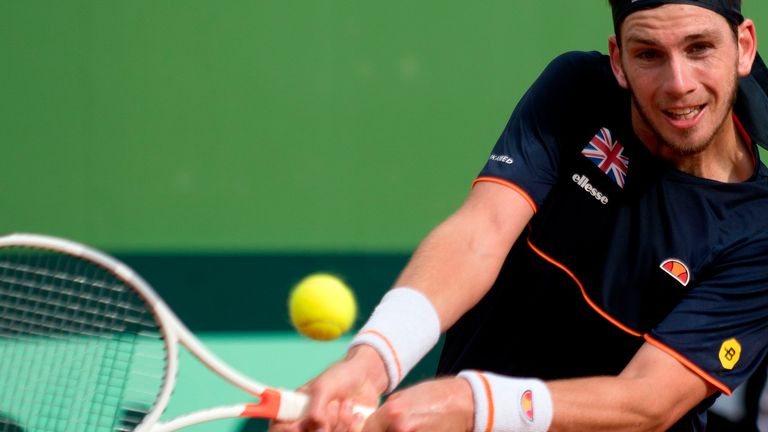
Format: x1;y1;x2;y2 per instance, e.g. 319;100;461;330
271;1;768;431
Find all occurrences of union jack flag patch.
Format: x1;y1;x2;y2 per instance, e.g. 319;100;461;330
582;128;629;188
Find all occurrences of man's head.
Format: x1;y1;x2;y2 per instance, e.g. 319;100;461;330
607;1;757;158
610;0;743;41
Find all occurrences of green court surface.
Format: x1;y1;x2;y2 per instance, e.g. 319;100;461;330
161;332;352;432
0;331;441;432
0;335;164;431
0;332;361;432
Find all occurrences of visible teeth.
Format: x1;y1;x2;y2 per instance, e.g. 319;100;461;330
666;106;700;120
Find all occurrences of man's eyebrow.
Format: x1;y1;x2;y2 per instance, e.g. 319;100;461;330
624;34;658;46
624;29;722;47
683;29;723;42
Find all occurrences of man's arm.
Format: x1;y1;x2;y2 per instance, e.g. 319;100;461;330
547;342;717;431
342;179;536;396
354;179;719;431
361;342;717;432
268;180;535;432
394;180;535;331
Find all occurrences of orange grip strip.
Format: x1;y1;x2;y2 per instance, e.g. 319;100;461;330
526;238;643;338
473;177;538;214
359;329;403;384
643;335;732;396
476;372;495;432
242;388;282;418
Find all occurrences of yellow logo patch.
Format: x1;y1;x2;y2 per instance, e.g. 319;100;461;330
719;338;741;370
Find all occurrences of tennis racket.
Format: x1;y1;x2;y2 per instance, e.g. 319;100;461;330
0;233;372;431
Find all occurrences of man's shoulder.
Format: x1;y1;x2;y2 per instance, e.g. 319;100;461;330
544;50;611;77
523;51;626;126
535;51;621;97
548;50;607;67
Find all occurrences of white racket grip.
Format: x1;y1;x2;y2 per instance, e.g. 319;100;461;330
277;390;375;421
276;391;310;420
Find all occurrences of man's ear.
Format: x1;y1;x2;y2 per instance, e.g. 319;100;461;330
737;19;758;77
609;35;629;89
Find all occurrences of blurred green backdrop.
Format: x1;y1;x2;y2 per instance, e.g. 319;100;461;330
2;1;765;251
1;1;614;252
1;2;767;430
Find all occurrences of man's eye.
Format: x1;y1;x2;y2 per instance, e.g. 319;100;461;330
636;50;660;60
689;43;713;55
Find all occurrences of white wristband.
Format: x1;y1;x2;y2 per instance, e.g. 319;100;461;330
349;287;441;393
458;370;553;432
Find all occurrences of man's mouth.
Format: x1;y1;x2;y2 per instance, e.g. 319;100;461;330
663;104;705;121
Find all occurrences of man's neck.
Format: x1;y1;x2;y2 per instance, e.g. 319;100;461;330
641;115;754;183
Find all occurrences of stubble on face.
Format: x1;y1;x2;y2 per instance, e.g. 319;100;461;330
622;64;739;157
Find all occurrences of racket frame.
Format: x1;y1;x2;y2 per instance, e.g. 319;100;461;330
0;233;309;432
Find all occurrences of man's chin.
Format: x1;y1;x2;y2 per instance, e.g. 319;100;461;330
658;134;711;157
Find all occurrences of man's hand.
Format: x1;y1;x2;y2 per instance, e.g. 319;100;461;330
268;345;386;432
362;377;475;432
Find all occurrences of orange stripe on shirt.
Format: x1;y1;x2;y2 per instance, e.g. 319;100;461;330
473;177;538;214
526;238;643;338
526;240;731;394
644;334;733;396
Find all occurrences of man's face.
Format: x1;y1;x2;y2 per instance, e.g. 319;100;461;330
610;5;747;157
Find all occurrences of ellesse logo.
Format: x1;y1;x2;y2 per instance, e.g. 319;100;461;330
520;390;534;422
660;259;690;286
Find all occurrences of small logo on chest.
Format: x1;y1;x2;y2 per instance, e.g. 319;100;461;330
660;258;691;286
571;174;609;204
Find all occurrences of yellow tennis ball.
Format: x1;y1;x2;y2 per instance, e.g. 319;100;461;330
289;273;357;341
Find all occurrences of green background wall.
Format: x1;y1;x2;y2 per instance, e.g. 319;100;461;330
1;2;767;430
0;1;607;252
2;2;766;252
3;0;766;322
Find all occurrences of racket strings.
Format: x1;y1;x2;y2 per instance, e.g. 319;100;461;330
0;260;150;337
0;247;167;432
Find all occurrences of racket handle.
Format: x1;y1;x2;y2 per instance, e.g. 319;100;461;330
275;390;309;420
277;390;375;421
354;404;376;418
148;390;375;431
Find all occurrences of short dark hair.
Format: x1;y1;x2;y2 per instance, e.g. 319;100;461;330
608;0;740;9
608;0;741;46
